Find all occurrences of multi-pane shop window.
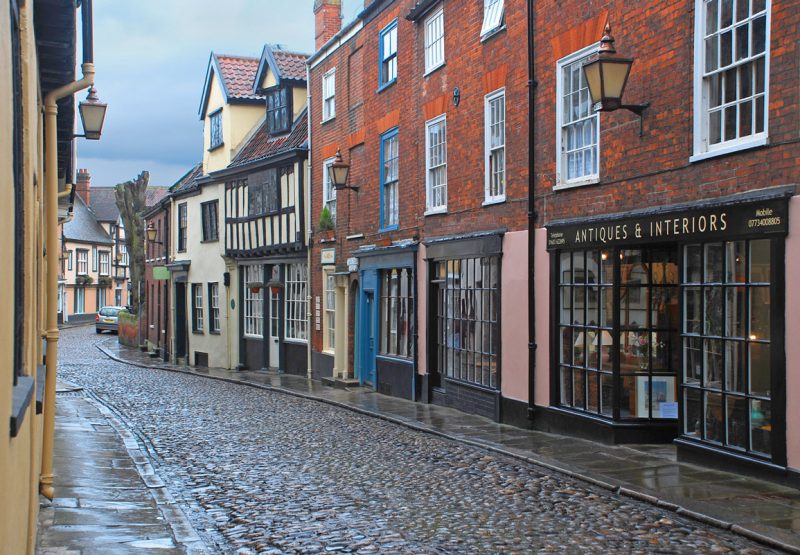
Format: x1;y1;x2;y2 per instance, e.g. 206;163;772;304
435;257;499;388
208;282;220;333
485;89;506;202
379;21;398;87
284;263;308;341
244;265;264;338
425;115;447;212
682;239;773;457
481;0;505;38
76;249;88;275
324;271;336;351
694;0;769;155
380;130;399;229
558;248;680;419
192;284;204;332
380;269;413;358
323;68;336;121
557;49;599;187
424;7;444;73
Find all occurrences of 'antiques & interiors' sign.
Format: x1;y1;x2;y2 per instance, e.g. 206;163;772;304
546;197;789;251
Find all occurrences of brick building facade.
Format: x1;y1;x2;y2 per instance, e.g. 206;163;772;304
308;0;530;422
531;1;799;481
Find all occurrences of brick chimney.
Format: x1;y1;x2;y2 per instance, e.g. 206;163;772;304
75;168;91;205
314;0;342;50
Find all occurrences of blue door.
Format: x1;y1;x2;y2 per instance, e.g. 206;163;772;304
359;270;379;386
364;291;376;385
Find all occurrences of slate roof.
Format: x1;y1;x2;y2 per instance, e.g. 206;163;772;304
63;195;113;245
229;109;308;169
169;163;204;196
89;188;119;222
146;186;170;207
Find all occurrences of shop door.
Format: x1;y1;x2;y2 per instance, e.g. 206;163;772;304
175;282;187;360
362;291;377;385
269;288;280;370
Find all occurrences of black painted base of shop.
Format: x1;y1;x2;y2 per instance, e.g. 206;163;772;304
501;397;532;429
311;351;334;381
430;379;500;421
283;343;307;376
376;357;414;400
532;406;678;444
675;438;799;489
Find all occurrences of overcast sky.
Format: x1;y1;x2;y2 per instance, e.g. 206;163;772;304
78;0;362;188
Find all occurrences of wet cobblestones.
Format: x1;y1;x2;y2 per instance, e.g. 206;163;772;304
58;327;777;554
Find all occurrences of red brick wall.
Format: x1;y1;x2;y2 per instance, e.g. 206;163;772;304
309;0;530;355
315;0;343;50
144;205;170;351
533;1;799;226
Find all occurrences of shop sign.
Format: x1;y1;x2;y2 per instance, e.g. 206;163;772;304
546;198;788;250
152;266;170;280
321;248;336;265
347;257;359;272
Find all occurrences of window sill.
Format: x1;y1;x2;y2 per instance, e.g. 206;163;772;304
200;238;220;244
192;330;204;335
690;136;768;164
321;116;336;125
553;176;600;191
379;225;399;233
482;197;506;207
322;348;335;356
424;62;446;78
207;143;225;153
424;207;447;217
480;24;507;44
376;79;397;94
10;376;34;438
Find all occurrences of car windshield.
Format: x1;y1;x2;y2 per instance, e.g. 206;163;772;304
99;307;120;317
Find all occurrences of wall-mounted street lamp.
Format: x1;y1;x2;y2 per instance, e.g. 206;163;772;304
582;23;649;135
77;86;108;140
330;150;356;192
146;222;162;245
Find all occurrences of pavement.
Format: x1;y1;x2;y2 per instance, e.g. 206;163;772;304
93;338;800;554
36;381;207;554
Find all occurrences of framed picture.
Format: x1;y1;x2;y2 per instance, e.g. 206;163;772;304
636;375;677;418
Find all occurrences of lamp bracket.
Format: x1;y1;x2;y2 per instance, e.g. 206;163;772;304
597;102;650;136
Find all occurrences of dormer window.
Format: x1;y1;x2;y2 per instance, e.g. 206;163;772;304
266;87;291;134
209;109;223;150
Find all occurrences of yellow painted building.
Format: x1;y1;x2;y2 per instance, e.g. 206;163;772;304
1;0;95;552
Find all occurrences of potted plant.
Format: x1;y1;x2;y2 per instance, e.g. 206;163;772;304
98;276;112;289
318;206;335;242
76;274;93;286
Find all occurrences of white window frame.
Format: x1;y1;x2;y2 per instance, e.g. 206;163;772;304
76;249;88;275
75;287;85;314
484;88;506;204
424;6;445;75
555;44;600;190
323;157;337;224
425;114;448;215
99;251;110;276
209;282;220;333
322;68;336;122
193;284;204;332
323;269;336;353
691;0;770;162
243;265;264;338
284;262;308;342
480;0;505;39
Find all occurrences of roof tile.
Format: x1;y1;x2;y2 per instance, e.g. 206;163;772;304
230;110;308;168
216;54;264;101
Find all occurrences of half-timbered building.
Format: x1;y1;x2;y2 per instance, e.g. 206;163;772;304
214;45;310;374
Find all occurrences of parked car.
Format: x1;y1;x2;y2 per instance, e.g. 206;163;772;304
96;306;124;334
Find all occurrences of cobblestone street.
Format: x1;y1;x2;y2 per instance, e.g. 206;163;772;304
56;326;779;554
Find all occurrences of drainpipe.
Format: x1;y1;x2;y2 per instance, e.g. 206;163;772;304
306;63;313;380
40;0;96;500
527;0;538;420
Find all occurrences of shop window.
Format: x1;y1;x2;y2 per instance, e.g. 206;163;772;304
285;262;308;341
557;248;680;420
244;265;264;338
435;256;499;388
693;0;770;159
380;268;413;358
681;239;774;457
